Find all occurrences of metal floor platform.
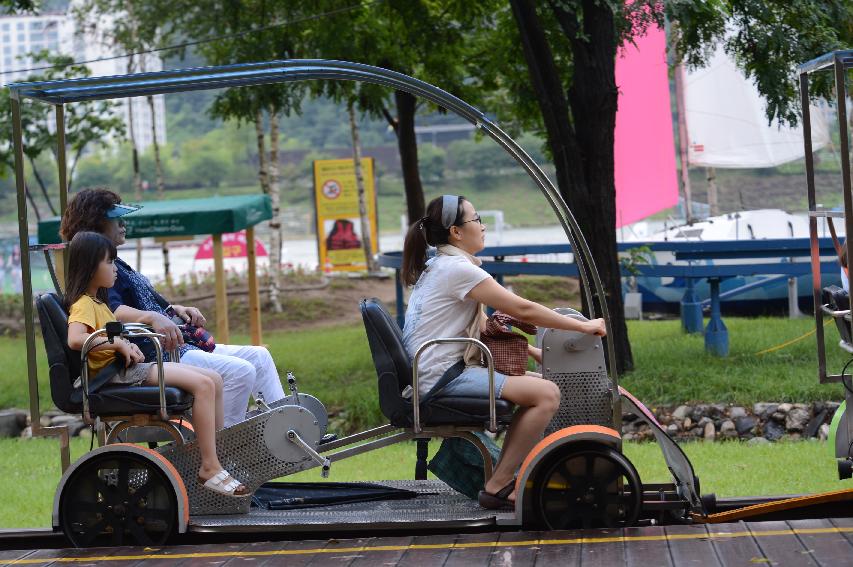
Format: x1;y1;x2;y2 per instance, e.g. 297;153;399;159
3;518;853;566
189;480;517;533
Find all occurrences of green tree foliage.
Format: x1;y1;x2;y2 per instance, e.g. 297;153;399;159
664;0;852;124
306;0;497;223
0;0;36;13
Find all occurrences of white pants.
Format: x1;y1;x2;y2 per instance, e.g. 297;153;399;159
180;344;285;427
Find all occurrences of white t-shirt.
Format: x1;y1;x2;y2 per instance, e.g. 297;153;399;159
402;255;492;395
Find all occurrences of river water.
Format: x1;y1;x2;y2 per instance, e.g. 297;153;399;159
130;224;575;284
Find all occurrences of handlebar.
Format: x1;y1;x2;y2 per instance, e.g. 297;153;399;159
411;338;496;434
80;323;170;422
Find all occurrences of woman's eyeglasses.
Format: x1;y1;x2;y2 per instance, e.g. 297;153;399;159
459;214;482;226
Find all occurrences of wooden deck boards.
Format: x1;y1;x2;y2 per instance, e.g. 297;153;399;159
5;518;852;567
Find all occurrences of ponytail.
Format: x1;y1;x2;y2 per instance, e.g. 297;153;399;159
402;218;429;286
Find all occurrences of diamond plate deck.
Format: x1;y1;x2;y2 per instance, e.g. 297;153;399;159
188;480;518;532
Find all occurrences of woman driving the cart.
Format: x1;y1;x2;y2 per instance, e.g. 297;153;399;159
59;187;286;427
401;194;606;509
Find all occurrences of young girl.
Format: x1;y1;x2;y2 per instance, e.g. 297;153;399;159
65;231;248;497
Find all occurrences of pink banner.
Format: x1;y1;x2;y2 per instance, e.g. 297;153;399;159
614;27;678;228
195;230;268;260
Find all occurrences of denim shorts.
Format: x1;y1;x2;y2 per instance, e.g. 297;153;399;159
434;365;508;399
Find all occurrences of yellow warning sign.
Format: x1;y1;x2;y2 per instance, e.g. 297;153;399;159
313;158;378;272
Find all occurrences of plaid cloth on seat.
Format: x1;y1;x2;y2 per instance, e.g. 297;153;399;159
480;311;537;376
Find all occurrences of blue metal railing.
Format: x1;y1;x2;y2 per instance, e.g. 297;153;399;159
379;238;841;356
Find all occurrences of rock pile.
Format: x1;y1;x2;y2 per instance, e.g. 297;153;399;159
0;401;844;443
621;402;841;443
1;409;91;439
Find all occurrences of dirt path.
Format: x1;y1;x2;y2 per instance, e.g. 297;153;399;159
175;275;399;334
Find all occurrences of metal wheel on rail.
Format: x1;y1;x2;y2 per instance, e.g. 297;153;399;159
59;450;177;547
533;444;642;529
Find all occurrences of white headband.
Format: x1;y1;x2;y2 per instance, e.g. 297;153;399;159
441;195;459;229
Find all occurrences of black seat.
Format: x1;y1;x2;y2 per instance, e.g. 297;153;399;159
359;297;514;428
36;293;193;418
823;285;852;344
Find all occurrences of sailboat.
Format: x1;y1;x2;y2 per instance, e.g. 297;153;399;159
613;32;838;313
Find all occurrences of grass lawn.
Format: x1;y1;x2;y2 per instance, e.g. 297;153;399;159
0;436;845;529
622;317;846;405
2;314;849;528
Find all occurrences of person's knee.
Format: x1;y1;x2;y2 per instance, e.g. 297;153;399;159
255;346;274;365
194;373;216;397
222;358;256;384
541;381;561;414
209;370;223;392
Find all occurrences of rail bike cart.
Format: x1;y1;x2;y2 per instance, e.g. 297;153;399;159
801;50;853;480
10;60;709;548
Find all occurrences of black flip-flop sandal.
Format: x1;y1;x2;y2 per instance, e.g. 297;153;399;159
478;479;516;510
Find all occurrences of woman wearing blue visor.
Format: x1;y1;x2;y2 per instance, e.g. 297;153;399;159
59;187;286;427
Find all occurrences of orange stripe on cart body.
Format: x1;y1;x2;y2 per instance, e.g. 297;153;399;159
515;425;620;495
114;443;190;527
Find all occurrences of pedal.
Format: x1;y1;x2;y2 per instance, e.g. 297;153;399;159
287;429;331;477
254;392;271;413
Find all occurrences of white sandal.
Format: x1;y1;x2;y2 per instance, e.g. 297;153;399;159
199;469;249;497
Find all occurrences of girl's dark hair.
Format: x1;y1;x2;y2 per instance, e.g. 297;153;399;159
59;187;122;242
64;231;117;312
401;195;466;286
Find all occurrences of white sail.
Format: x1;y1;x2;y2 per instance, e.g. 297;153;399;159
684;45;830;168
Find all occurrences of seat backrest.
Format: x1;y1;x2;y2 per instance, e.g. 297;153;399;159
360;298;412;426
823;285;852;344
35;293;80;413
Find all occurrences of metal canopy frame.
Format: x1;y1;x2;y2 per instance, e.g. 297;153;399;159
11;59;621;459
799;50;853;384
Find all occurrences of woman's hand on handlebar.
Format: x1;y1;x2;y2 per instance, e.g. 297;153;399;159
584;318;607;337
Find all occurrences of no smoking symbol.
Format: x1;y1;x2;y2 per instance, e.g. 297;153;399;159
322;180;342;200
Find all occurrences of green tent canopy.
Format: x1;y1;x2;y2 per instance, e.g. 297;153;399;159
37;194;272;243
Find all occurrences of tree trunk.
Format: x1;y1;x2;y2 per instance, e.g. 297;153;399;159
27;155;57;216
674;63;694;222
511;0;633;373
254;109;269;194
146;94;172;291
267;109;283;313
393;90;425;224
24;182;41;222
347;101;379;274
127;94;144;271
147;95;165;197
67;145;85;194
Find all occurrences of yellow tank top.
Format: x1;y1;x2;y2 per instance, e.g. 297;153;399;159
68;295;118;376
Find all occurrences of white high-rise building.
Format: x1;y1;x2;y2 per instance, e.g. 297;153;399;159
0;9;166;152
